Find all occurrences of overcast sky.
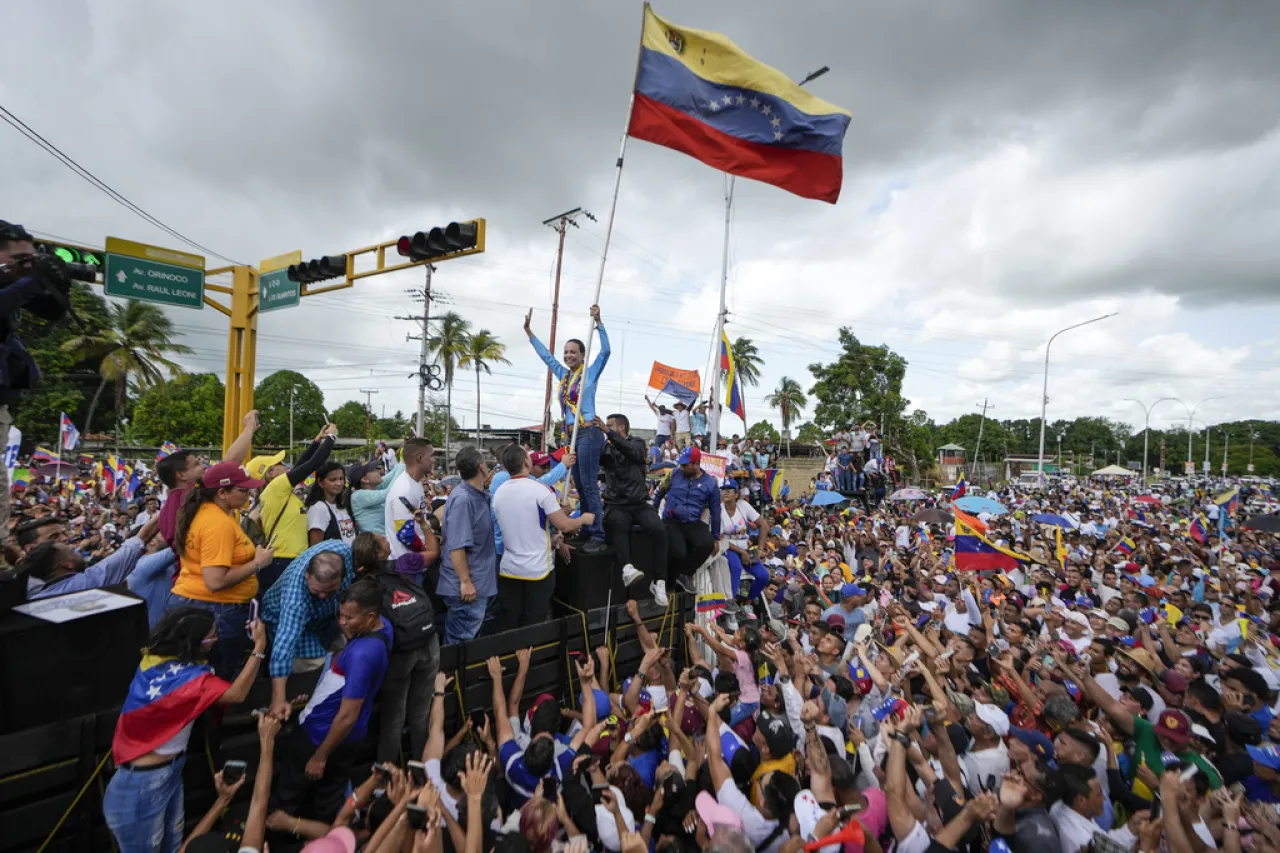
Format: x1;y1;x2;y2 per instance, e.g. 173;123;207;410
4;1;1279;440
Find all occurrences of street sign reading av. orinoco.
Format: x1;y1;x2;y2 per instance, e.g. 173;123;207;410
103;237;205;309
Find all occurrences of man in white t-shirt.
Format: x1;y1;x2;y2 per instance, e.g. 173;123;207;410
672;401;692;448
491;444;595;632
645;396;674;445
385;438;434;560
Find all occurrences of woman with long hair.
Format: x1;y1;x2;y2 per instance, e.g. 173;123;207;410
102;606;267;853
167;462;274;678
304;461;355;546
720;480;770;605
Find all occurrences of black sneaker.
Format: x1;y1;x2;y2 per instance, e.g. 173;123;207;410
674;576;696;596
581;539;611;556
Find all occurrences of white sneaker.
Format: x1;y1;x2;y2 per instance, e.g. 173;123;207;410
621;564;645;586
650;580;669;607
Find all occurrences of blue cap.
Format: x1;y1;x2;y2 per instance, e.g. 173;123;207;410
1136;575;1156;588
1009;726;1055;762
579;688;611;714
841;583;866;598
1248;745;1280;770
677;446;700;465
720;479;739;491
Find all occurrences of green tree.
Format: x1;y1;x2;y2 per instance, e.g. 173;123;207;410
458;329;509;442
428;312;472;452
131;373;225;447
729;336;764;387
746;421;780;443
253;371;325;449
765;376;806;456
373;410;411;440
331;400;371;439
795;422;827;447
420;402;459;448
807;328;909;432
61;300;193;435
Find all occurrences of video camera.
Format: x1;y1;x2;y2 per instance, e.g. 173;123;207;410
0;222;84;325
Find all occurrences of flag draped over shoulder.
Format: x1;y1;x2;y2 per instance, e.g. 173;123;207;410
954;517;1029;572
719;330;746;422
112;655;229;764
627;6;852;203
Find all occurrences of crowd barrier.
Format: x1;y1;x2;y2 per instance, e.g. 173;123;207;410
0;586;694;853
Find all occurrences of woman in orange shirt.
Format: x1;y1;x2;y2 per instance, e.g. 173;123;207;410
166;461;274;678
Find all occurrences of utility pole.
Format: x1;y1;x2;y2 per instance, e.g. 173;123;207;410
289;385;297;463
970;398;991;480
398;264;439;440
538;207;594;450
1222;429;1229;475
359;389;379;442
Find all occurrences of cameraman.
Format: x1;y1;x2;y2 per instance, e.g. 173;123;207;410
0;222;74;540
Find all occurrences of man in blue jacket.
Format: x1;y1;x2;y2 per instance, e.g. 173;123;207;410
651;446;720;606
524;304;610;554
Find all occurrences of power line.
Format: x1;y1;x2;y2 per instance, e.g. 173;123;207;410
0;105;245;264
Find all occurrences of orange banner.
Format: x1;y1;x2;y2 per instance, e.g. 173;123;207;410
647;362;701;394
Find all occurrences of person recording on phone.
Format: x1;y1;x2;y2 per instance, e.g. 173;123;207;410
0;222;77;546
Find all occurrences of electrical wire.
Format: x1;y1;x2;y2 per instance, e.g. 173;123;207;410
0;105;246;264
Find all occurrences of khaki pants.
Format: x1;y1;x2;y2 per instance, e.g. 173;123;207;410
676;431;692;449
0;405;11;539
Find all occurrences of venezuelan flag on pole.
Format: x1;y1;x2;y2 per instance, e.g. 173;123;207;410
760;469;783;501
628;6;852;203
1215;487;1239;515
719;330;746;422
1188;514;1209;544
954;517;1029;572
1115;537;1136;556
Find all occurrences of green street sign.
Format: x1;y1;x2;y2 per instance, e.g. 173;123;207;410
259;268;299;312
104;253;204;309
103;237;204;309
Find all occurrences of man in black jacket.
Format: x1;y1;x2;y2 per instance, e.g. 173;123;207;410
595;413;665;590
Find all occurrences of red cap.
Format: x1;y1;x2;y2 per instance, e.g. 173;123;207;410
529;451;552;468
201;461;265;490
1155;709;1191;744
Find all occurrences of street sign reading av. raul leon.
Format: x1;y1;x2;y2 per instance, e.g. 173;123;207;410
103;237;205;309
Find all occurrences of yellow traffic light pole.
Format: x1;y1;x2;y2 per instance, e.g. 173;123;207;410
45;220;486;456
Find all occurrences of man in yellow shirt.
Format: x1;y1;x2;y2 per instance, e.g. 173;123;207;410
248;423;337;592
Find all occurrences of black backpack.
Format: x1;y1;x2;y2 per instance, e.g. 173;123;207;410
375;568;436;652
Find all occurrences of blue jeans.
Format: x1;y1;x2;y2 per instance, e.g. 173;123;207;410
573;426;605;540
103;756;185;853
165;593;251;680
726;550;770;602
442;595;493;645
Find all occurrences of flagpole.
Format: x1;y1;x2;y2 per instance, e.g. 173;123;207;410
707;175;735;455
561;2;648;499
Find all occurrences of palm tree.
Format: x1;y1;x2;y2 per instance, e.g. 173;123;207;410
765;377;807;457
730;336;764;387
458;330;510;443
62;301;193;435
428;311;472;454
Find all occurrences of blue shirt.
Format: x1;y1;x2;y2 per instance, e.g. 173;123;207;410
499;736;577;803
529;323;611;423
438;481;498;598
655;469;721;538
125;548;179;628
299;617;393;747
350;462;405;535
490;463;569;555
691;411;708;434
262;541;355;678
28;536;146;599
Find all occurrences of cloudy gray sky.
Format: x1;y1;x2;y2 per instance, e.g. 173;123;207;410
4;0;1279;439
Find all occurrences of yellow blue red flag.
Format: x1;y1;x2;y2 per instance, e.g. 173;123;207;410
628;6;852;203
719;330;746;422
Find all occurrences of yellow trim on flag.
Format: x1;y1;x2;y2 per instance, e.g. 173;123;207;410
641;6;851;118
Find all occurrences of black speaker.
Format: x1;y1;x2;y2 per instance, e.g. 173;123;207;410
0;586;148;734
553;547;618;613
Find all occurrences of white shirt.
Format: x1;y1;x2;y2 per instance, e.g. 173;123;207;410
656;413;674;435
721;501;760;549
385;473;427;560
492;477;562;581
717;778;788;853
306;501;356;544
673;409;691;432
962;742;1009;795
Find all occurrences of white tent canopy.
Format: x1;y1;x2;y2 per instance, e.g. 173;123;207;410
1092;464;1137;477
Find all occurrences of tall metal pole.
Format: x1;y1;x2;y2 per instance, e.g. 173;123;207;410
1036;313;1116;474
1125;397;1178;483
708;176;734;454
1204;424;1211;473
542;217;568;450
971;398;990;479
1223;430;1229;475
416;265;432;438
359;389;379;443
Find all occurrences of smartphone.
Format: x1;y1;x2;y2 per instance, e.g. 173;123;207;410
591;784;610;805
541;776;559;799
250;706;271;718
222;760;247;785
407;761;427;786
373;762;393;779
406;804;427;830
245;600;259;637
471;711;487;732
987;643;1003;660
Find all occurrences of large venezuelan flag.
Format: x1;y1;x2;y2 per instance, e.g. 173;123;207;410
954;518;1029;572
628;6;852;203
719;330;746;421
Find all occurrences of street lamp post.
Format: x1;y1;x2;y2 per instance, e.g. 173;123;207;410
1125;397;1179;483
1172;397;1223;472
1037;313;1117;475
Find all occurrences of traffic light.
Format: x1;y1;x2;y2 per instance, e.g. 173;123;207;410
287;255;348;284
395;219;485;263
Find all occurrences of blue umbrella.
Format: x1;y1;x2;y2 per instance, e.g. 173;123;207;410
953;496;1007;515
1031;513;1073;528
810;490;848;507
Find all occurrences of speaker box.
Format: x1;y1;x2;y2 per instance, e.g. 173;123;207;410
0;586;148;734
